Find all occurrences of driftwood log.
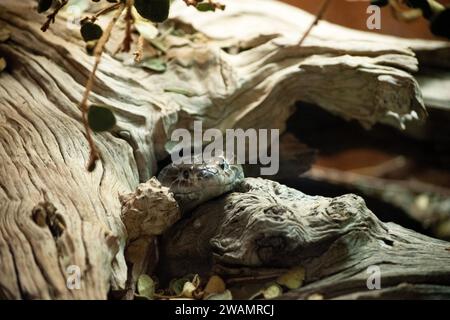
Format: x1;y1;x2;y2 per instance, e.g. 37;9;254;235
160;178;450;299
0;0;449;299
304;166;450;241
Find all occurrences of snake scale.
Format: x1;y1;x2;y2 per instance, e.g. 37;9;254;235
158;155;244;212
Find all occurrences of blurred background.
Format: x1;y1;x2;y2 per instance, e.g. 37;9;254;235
282;0;450;39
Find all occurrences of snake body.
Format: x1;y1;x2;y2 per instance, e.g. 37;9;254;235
158;155;244;212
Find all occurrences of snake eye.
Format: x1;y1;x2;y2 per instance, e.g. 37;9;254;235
218;159;228;170
182;170;190;179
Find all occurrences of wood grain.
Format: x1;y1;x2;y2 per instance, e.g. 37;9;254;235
0;0;448;299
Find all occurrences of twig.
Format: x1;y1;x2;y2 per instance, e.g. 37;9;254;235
80;4;126;172
119;0;135;53
94;2;122;20
41;0;69;32
134;35;145;62
81;2;122;25
297;0;331;46
226;273;283;284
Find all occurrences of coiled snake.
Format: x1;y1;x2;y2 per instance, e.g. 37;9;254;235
158;155;244;212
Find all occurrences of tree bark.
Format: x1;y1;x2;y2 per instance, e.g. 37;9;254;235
0;0;449;299
160;178;450;299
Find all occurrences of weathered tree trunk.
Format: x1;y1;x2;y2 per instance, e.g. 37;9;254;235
0;0;449;299
160;178;450;299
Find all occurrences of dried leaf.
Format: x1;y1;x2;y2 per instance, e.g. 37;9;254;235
0;58;6;73
206;289;233;300
276;266;305;290
262;283;283;299
307;293;324;300
192;274;201;287
204;275;226;295
169;274;198;296
248;291;262;300
180;281;197;298
137;274;155;299
179;274;201;298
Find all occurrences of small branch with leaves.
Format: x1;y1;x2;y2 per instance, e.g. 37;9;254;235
35;0;448;172
36;0;231;171
79;3;126;171
34;0;332;171
40;0;69;32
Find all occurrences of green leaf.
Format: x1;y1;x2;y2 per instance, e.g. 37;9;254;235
169;277;190;296
169;274;198;296
140;58;167;73
0;57;6;73
38;0;53;14
137;274;155;299
80;22;103;42
196;3;215;12
164;87;197;97
134;0;170;23
88;105;116;132
85;40;98;56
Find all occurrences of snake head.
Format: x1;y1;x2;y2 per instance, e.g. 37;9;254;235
157;155;244;213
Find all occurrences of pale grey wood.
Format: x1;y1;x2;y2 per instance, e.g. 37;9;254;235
0;0;448;299
160;178;450;299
